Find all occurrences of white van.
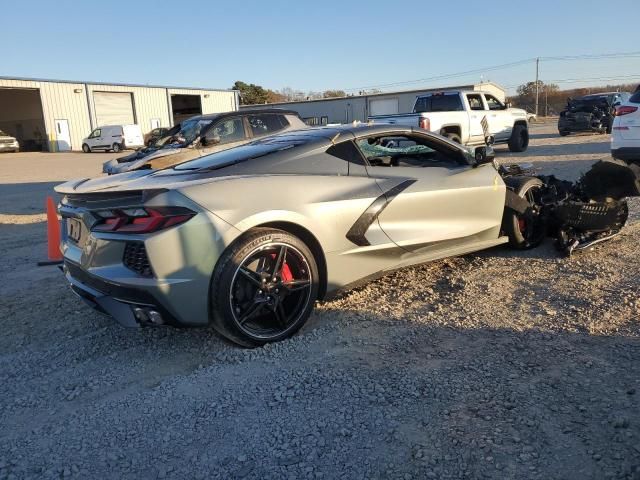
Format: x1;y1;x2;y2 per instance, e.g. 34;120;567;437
82;125;144;153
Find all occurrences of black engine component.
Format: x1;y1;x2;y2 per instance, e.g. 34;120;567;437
500;159;638;256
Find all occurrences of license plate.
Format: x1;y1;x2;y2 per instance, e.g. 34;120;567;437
68;218;82;243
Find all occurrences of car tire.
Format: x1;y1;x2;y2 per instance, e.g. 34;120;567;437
112;143;122;153
210;228;319;348
559;130;569;136
443;132;461;144
502;176;545;249
508;124;529;152
82;144;91;153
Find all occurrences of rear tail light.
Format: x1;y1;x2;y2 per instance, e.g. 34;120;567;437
92;207;195;234
419;118;431;130
615;105;638;116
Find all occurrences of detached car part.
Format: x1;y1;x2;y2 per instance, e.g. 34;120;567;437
501;158;639;255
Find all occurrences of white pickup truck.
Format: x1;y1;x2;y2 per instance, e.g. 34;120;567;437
369;90;530;152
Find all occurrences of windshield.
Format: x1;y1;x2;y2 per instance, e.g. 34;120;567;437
154;118;213;148
174;138;309;171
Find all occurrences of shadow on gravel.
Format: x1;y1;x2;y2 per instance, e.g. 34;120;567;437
0;181;61;215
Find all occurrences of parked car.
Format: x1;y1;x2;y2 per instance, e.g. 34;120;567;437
55;124;638;346
102;109;307;174
527;113;537;123
0;130;19;152
611;89;640;161
368;90;530;152
144;127;169;147
82;125;144;153
558;92;631;136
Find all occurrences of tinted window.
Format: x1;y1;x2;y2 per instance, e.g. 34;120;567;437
629;92;640;104
414;94;463;113
174;137;310;171
248;114;288;136
326;141;365;165
467;94;484;111
210;117;246;144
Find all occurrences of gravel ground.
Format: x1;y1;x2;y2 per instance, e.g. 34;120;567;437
1;122;639;479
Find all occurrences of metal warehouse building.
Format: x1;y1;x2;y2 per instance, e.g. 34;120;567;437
0;77;239;152
241;82;505;125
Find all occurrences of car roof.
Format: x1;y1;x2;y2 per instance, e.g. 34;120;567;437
190;108;301;121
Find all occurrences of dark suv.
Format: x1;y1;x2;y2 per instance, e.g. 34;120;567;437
558;92;631;136
103;109;307;174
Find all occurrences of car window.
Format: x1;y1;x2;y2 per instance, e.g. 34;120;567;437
414;94;463;112
211;117;246;144
466;94;484;111
89;129;101;138
484;95;504;111
354;134;466;168
630;91;640;104
248;114;288;137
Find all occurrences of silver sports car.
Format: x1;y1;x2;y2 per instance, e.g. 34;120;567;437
55;124;539;347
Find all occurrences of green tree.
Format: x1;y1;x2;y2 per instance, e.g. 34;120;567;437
322;90;346;98
232;81;272;105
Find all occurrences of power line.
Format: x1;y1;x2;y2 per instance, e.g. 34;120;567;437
341;50;640;93
342;58;535;92
503;74;640;89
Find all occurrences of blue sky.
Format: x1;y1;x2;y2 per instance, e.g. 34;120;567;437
3;0;640;94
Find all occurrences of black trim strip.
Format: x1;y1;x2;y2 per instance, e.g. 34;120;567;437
346;179;416;246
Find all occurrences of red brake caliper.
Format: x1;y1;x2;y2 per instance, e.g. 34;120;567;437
518;218;526;234
270;253;293;282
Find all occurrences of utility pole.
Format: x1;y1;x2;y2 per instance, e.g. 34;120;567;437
535;57;540;116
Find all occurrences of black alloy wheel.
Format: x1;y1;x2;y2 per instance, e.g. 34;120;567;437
210;228;319;347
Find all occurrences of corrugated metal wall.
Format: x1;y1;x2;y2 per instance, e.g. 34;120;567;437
166;88;238;122
240;83;506;125
0;78;237;151
0;78;91;151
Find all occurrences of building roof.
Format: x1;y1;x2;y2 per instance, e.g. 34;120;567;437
0;75;236;93
241;82;505;107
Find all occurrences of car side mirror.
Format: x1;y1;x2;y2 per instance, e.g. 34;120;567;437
201;134;221;147
474;145;495;165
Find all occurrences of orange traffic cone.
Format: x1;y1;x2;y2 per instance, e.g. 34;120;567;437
45;196;63;262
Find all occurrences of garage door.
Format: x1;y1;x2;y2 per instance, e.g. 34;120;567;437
369;98;399;116
93;92;135;126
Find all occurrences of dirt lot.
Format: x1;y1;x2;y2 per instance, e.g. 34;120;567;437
1;122;639;480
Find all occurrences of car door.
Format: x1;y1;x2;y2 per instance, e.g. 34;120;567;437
483;94;511;140
86;128;102;149
354;131;505;255
465;93;488;144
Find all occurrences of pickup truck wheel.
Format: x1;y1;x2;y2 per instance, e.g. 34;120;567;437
443;132;461;144
508;125;529;152
559;130;569;137
502;177;545;249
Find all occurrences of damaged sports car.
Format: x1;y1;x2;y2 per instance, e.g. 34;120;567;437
558;92;630;136
55;124;640;347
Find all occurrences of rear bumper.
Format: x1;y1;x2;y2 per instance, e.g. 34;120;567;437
63;261;179;327
611;147;640;162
